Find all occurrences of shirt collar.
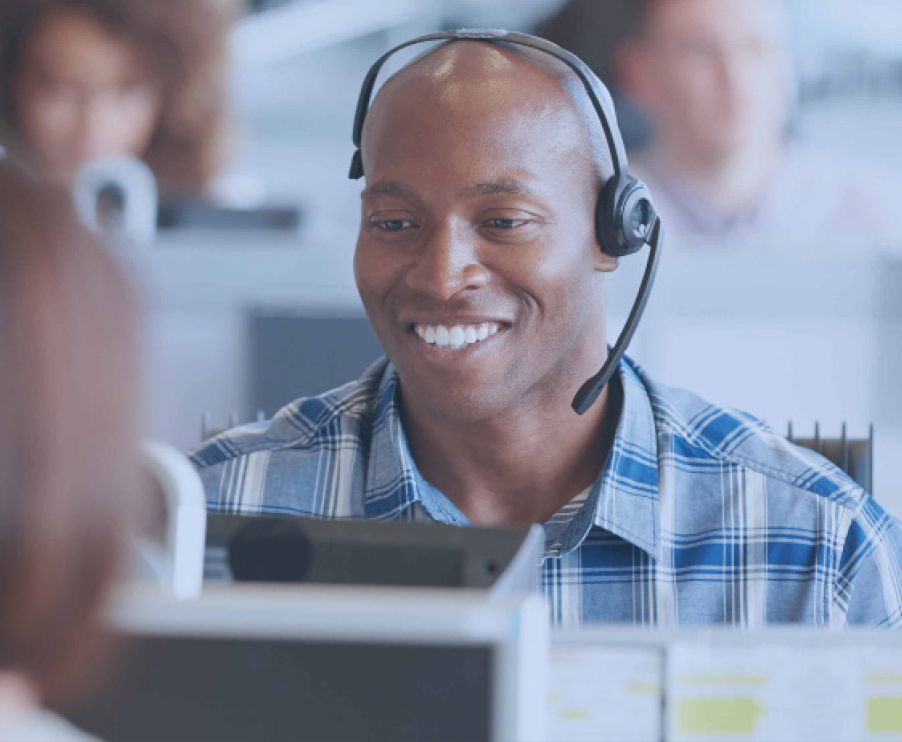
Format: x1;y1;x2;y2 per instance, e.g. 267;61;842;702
533;357;660;558
363;358;660;557
361;364;422;520
591;357;660;556
363;366;475;524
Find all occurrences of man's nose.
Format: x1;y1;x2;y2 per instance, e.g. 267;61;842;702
404;222;489;300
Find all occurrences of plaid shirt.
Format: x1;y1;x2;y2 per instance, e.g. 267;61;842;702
191;357;902;628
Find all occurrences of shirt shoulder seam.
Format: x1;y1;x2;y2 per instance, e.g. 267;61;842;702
657;415;867;515
192;384;376;470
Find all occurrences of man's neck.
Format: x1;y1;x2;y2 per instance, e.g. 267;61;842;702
652;136;782;218
400;373;622;527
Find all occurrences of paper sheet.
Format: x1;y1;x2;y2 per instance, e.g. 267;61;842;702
667;642;902;742
547;646;663;742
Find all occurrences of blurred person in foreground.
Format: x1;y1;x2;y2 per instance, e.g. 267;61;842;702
0;0;236;195
0;162;139;740
544;0;902;253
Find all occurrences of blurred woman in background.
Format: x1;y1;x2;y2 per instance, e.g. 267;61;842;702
0;0;237;195
0;161;139;740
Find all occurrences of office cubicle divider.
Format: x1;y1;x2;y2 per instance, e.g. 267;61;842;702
139;442;207;598
60;586;549;742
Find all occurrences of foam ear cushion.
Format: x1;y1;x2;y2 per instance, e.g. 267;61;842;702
596;177;655;257
596;177;624;256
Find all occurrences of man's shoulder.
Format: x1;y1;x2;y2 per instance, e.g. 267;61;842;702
189;357;391;471
629;360;869;512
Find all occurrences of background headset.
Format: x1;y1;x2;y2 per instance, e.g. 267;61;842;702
349;29;664;416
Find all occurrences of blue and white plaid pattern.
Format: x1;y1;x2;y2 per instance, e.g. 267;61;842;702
191;357;902;627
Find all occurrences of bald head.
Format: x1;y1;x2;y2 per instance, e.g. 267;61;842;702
360;40;614;190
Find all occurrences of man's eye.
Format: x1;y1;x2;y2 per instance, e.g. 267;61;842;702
374;219;415;232
485;218;528;230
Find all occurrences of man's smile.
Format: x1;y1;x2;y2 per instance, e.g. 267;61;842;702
413;321;502;348
398;318;512;367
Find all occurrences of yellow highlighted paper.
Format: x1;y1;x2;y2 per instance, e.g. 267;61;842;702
558;707;591;721
867;697;902;734
628;681;662;696
680;674;767;687
678;697;763;736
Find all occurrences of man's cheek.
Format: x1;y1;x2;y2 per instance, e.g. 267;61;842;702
356;286;385;338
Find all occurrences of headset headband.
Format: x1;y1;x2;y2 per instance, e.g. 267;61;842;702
349;29;626;182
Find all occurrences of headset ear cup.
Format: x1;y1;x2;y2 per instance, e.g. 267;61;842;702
596;178;620;256
598;177;656;257
618;179;655;255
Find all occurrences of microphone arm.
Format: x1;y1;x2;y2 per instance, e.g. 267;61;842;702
572;217;664;415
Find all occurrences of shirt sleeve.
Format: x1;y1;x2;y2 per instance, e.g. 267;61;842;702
195;459;229;511
837;502;902;627
188;422;273;513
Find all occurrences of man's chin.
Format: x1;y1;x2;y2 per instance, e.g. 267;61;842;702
398;376;513;425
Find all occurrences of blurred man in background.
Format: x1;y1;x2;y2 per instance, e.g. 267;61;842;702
542;0;902;253
618;0;793;248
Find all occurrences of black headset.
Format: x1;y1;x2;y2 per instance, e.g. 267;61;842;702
349;29;664;415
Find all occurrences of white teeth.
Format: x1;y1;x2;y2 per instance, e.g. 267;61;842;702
448;326;465;347
414;322;503;349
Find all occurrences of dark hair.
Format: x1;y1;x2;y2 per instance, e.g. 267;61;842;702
0;0;240;194
533;0;654;148
0;161;139;701
533;0;653;84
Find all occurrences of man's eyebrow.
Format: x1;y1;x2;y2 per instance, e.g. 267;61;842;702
360;181;422;203
458;178;537;199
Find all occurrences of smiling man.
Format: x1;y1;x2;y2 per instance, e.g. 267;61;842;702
192;36;902;627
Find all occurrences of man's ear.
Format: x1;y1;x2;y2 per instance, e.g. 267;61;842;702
594;247;619;274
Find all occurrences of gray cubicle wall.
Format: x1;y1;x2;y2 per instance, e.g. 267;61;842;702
67;636;494;742
250;310;385;416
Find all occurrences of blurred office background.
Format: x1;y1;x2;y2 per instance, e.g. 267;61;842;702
91;0;902;510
